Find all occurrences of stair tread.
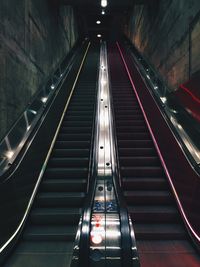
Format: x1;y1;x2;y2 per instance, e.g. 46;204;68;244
128;205;177;213
42;179;87;185
38;192;85;197
123;177;166;182
24;225;77;235
32;208;82;215
124;190;171;196
134;223;185;234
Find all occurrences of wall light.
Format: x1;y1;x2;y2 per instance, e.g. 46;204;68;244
101;0;107;8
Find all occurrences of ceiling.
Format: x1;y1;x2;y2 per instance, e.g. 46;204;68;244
60;0;146;39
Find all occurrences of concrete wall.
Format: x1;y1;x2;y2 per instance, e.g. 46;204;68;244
0;0;78;140
125;0;200;90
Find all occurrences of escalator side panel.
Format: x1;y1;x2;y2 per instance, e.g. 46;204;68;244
117;42;200;243
3;46;99;267
108;43;200;267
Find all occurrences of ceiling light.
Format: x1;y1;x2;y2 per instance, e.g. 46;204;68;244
97;34;102;38
96;20;101;24
101;0;107;8
101;10;105;15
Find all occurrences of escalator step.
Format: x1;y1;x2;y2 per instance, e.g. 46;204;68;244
53;148;89;157
67;106;94;111
121;166;163;177
55;141;90;149
117;133;150;140
62;116;93;121
45;168;88;179
36;192;85;207
128;205;179;222
60;127;92;134
57;133;91;141
41;179;87;192
124;190;173;204
23;225;77;241
66;110;94;116
116;126;147;132
119;148;156;157
120;156;160;166
48;158;89;167
30;208;82;224
62;121;92;127
122;177;168;190
118;140;153;148
134;223;186;240
6;241;74;267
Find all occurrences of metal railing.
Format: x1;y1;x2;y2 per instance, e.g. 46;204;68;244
0;40;84;177
125;38;200;167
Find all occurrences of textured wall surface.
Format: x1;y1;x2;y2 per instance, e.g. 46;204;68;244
0;0;78;140
125;0;200;90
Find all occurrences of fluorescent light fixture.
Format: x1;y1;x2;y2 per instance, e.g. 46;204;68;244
6;151;14;159
101;0;107;8
41;97;48;103
96;20;101;24
97;34;102;38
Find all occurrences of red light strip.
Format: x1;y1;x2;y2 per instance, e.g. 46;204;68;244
180;84;200;105
116;41;200;243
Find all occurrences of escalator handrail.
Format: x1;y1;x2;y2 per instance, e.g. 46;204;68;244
0;38;86;179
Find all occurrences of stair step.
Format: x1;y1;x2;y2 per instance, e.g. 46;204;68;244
124;190;173;204
120;157;160;166
128;205;179;222
55;141;90;149
134;223;186;240
23;225;77;241
30;208;81;224
60;127;92;134
45;168;88;179
121;166;163;177
116;126;147;133
36;192;85;207
66;110;94;116
123;177;168;190
117;133;150;140
118;140;153;148
117;120;145;126
48;158;89;167
119;148;156;157
41;179;87;192
62;120;92;127
67;106;94;111
52;149;89;157
57;133;91;141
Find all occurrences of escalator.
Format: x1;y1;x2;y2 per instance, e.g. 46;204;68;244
108;44;200;267
3;46;99;267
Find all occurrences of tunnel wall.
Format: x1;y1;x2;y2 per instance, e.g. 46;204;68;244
0;1;78;140
125;0;200;90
